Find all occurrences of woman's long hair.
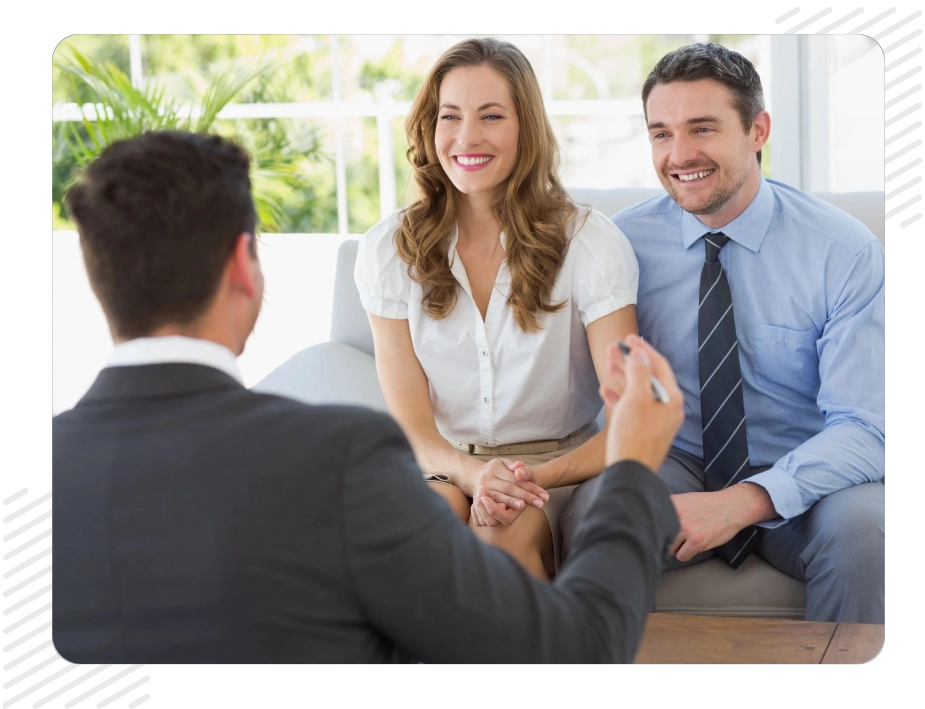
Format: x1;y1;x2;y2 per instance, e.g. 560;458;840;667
397;38;578;333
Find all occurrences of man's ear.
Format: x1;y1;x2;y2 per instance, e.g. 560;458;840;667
752;110;771;152
228;232;257;299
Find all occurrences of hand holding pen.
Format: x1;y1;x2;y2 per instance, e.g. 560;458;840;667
602;334;685;471
618;340;670;403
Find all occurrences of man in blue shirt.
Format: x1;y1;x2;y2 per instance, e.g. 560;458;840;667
563;43;884;623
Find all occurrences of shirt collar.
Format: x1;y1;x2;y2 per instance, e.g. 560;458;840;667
106;336;243;384
681;176;774;253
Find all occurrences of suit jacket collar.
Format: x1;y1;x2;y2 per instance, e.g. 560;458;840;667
79;363;244;404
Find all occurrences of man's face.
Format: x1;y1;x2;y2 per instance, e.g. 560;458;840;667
645;79;765;226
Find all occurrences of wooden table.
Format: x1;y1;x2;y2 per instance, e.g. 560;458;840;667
634;613;884;664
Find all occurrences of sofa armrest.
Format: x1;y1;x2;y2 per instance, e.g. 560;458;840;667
251;341;387;412
331;239;375;355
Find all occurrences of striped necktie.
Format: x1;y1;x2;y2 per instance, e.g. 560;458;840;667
698;232;757;569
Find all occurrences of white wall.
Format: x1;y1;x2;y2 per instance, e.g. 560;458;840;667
52;233;354;415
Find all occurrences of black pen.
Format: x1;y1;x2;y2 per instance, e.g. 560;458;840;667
618;341;670;403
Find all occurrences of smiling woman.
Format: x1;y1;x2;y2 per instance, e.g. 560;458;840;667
353;38;641;581
435;65;520;204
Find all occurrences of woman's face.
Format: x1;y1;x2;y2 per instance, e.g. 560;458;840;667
435;65;520;203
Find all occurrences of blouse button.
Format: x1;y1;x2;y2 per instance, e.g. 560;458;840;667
483;396;490;404
480;350;488;358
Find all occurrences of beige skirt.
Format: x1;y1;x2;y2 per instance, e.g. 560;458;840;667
425;422;599;571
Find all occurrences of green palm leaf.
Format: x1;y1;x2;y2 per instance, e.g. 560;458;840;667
193;59;277;133
53;47;316;231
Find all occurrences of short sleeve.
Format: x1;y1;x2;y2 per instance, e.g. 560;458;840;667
353;213;412;319
570;209;640;327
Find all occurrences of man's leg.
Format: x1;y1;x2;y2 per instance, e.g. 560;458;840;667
756;481;884;624
647;448;718;569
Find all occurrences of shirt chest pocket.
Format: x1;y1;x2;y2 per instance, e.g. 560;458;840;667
753;323;820;398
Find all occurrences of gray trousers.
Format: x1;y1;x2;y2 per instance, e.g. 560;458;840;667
560;447;884;624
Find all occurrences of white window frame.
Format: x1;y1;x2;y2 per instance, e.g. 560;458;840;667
770;35;832;192
58;34;793;231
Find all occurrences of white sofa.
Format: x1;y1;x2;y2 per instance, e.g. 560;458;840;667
254;187;884;618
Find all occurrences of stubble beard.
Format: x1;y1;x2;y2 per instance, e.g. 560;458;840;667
662;163;750;216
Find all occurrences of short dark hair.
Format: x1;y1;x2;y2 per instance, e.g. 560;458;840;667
65;131;257;339
642;43;765;164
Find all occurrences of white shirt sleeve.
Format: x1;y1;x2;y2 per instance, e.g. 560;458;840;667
354;213;411;320
570;209;640;327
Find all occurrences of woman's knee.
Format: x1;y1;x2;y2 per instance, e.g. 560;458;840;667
427;481;470;523
471;507;551;554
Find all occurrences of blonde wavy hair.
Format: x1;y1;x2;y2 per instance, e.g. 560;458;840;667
397;38;580;333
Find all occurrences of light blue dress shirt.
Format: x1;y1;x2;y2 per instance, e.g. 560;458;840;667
613;178;884;526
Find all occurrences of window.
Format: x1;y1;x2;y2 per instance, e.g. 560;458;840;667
53;34;772;235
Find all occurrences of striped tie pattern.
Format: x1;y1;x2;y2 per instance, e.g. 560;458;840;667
698;232;757;569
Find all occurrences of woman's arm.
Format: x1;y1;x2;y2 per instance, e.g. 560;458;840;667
368;314;547;512
368;314;479;483
532;305;639;490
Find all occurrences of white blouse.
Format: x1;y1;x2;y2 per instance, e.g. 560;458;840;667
354;208;639;446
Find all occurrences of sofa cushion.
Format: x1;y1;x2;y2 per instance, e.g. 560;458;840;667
253;341;387;412
569;187;666;224
656;555;806;619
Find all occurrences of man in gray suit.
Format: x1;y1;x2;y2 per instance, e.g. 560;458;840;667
53;130;682;663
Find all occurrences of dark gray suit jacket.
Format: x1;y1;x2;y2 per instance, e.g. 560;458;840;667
53;363;678;663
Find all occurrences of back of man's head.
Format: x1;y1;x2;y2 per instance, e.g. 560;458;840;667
65;131;256;340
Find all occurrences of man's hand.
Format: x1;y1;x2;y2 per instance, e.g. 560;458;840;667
602;334;685;473
466;460;549;527
670;483;776;561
